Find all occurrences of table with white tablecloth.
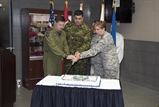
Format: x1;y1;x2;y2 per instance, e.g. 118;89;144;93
30;75;124;107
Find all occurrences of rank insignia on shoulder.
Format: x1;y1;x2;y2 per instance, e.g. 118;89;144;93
46;32;50;37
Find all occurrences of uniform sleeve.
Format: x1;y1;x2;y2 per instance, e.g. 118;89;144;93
45;31;66;58
80;39;106;59
63;34;69;55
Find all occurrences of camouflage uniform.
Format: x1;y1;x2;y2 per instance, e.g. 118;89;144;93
90;34;104;75
80;31;119;79
64;22;91;75
43;27;69;76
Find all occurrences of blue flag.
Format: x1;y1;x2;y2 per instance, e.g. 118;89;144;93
48;2;54;28
111;3;116;46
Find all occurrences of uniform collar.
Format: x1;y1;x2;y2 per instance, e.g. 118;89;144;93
52;26;61;36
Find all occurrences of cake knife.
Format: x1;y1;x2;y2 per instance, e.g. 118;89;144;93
65;65;72;75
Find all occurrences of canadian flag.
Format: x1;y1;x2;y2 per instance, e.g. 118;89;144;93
63;1;69;23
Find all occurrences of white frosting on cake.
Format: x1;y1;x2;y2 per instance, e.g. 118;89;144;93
56;75;101;87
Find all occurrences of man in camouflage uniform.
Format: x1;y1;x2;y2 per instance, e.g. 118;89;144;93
43;15;74;76
73;21;119;79
64;10;91;75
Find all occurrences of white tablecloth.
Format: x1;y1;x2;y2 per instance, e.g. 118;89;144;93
36;75;121;90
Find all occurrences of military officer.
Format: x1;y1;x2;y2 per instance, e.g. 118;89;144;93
64;10;91;75
90;20;102;75
73;21;119;79
43;15;74;76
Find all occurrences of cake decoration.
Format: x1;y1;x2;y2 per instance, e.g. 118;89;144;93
56;75;101;87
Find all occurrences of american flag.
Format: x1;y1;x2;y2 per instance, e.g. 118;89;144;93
48;1;54;28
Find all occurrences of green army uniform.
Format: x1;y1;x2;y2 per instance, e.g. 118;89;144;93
64;22;91;75
43;26;69;76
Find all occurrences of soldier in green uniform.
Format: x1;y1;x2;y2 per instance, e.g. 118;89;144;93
43;15;74;76
64;10;91;75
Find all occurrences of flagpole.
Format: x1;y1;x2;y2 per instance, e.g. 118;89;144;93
64;0;68;22
100;1;105;21
80;0;83;11
112;1;116;11
65;0;68;8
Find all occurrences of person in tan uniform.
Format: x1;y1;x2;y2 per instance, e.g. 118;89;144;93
43;15;74;76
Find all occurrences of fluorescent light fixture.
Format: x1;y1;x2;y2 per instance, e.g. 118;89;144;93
0;3;3;7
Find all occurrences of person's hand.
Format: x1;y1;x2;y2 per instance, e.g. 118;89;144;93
75;51;80;57
72;57;80;65
71;51;81;65
74;51;81;60
66;55;75;60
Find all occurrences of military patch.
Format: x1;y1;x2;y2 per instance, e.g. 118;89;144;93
46;32;50;37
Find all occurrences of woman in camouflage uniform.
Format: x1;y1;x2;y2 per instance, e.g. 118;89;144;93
73;21;119;79
90;20;103;75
